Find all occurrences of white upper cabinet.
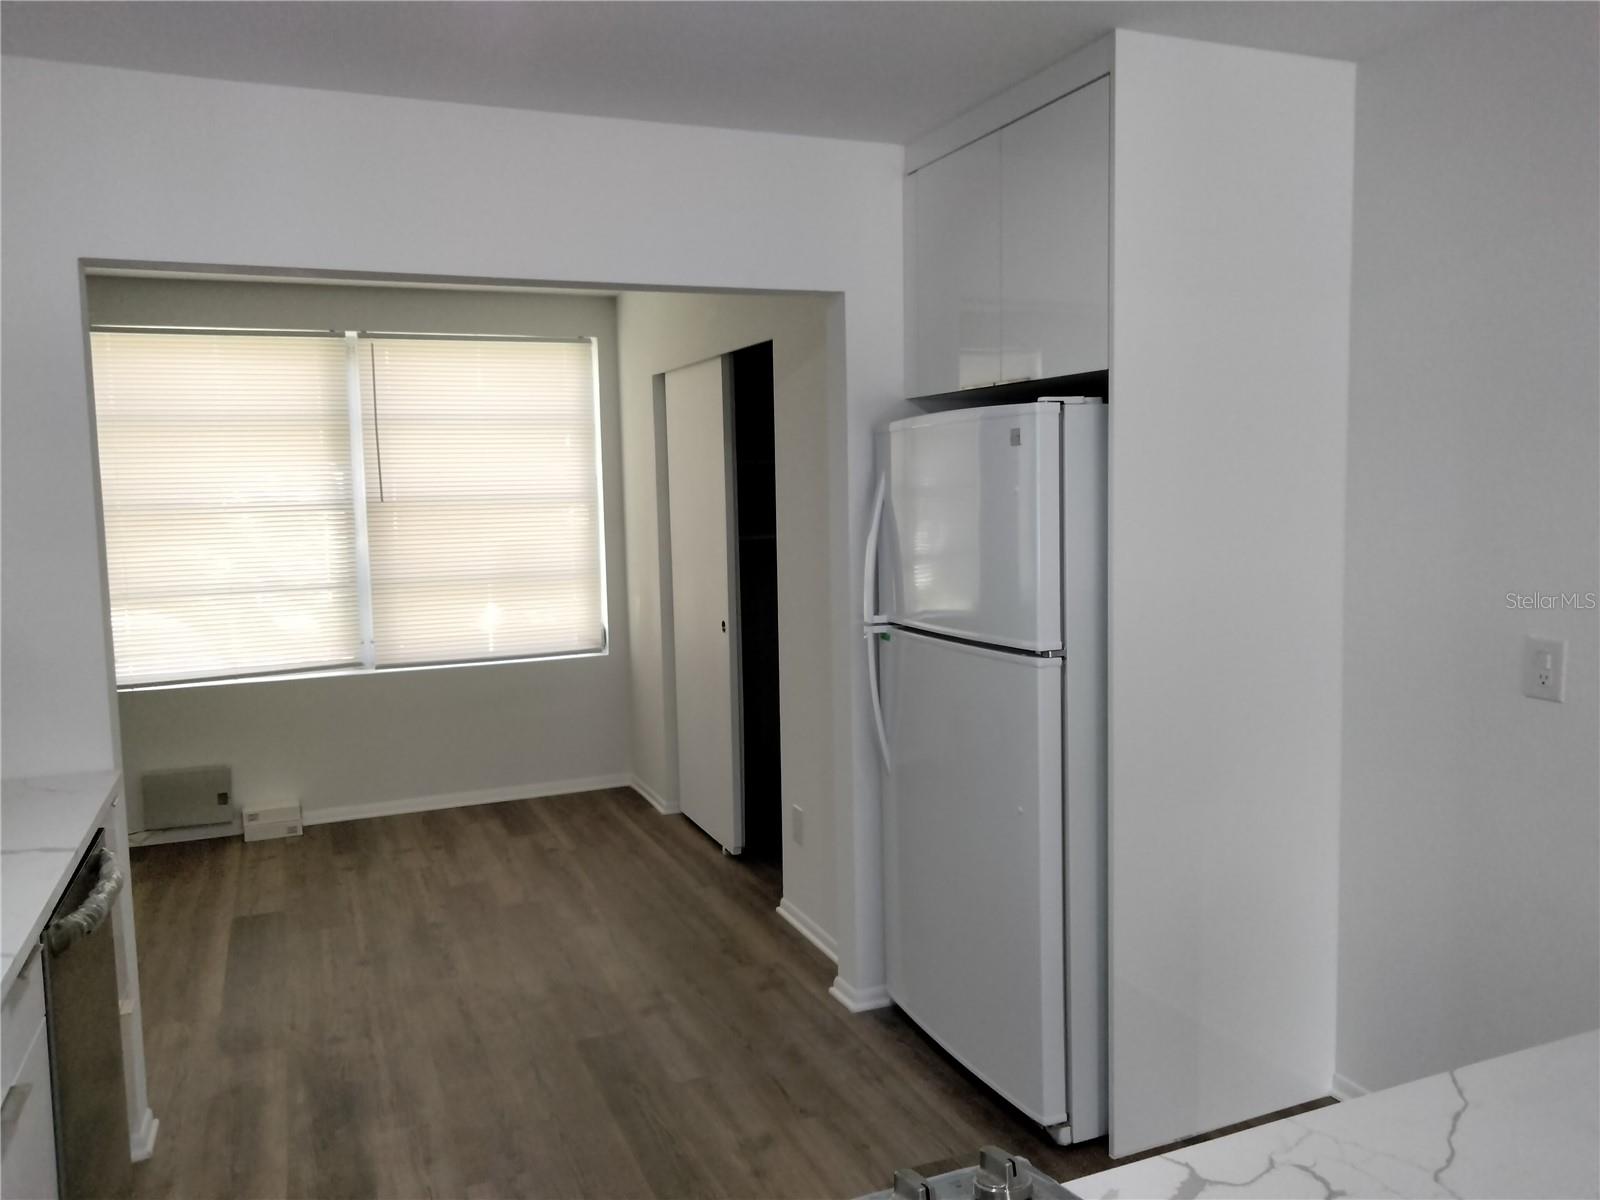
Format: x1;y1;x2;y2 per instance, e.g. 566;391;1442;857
1001;77;1110;382
910;129;1002;396
907;76;1110;397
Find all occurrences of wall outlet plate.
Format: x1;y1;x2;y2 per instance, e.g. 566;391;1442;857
1523;636;1566;702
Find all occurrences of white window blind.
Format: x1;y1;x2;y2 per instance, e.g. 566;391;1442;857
358;336;604;667
90;331;360;685
90;329;605;687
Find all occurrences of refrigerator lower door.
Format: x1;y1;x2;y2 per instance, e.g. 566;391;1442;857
882;627;1067;1125
882;402;1062;652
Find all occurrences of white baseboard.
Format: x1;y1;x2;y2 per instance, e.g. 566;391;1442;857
1331;1072;1369;1101
829;976;893;1013
304;774;632;827
628;774;679;815
129;819;241;847
132;775;634;841
775;898;837;963
129;1108;159;1162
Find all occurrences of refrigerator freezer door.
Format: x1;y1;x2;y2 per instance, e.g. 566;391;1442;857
881;627;1067;1125
882;403;1062;651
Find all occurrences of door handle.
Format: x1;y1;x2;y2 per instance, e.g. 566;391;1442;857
867;630;892;773
721;620;726;632
864;470;888;625
45;847;122;954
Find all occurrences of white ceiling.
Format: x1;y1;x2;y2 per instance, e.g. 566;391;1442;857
0;1;1481;144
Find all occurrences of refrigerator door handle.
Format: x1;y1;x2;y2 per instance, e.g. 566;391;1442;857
863;467;892;771
863;469;888;625
866;627;892;773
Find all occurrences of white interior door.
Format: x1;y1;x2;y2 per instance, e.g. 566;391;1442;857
664;357;743;852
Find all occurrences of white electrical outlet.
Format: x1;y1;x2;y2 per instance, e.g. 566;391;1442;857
1523;636;1566;702
791;804;805;844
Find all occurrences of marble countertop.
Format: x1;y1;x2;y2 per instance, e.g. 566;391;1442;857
1;771;121;992
1068;1030;1599;1200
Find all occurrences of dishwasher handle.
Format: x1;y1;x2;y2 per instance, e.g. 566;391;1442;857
44;847;122;954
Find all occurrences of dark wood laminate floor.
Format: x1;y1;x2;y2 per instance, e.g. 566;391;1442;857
130;788;1329;1199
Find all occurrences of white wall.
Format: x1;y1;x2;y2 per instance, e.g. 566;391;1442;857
86;277;630;827
1106;31;1354;1155
616;290;837;942
1337;3;1600;1094
0;58;903;990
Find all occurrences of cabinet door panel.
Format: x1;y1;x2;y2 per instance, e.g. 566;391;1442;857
911;132;1002;396
1001;76;1110;381
0;1021;59;1200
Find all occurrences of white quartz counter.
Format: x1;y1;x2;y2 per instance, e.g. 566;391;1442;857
1068;1030;1599;1200
1;771;121;992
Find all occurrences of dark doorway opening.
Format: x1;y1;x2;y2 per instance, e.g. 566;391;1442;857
728;341;781;862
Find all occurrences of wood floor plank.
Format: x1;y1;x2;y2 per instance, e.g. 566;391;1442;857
578;1031;732;1200
679;1077;825;1199
196;1047;289;1199
129;787;1325;1199
218;911;287;1055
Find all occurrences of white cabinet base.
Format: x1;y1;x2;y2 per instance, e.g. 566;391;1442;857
2;951;58;1200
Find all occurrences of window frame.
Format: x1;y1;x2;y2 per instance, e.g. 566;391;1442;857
93;324;610;692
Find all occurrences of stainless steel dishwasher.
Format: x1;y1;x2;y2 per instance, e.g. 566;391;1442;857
42;832;131;1200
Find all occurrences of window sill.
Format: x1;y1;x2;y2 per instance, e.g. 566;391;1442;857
116;645;610;694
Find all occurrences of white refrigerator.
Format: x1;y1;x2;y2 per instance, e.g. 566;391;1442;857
864;399;1107;1144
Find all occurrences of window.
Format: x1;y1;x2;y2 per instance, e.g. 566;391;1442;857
92;331;360;685
358;336;605;667
91;328;604;686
